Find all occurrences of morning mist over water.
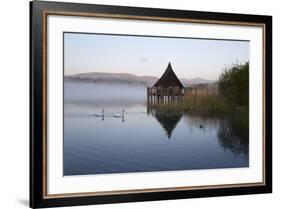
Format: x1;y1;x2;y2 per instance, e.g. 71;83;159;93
63;80;248;176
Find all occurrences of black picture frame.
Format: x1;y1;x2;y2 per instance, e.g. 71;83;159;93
30;1;272;208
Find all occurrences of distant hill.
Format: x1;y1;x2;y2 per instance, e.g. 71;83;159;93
65;72;215;87
180;78;215;87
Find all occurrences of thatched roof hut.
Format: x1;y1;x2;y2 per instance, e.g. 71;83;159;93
153;62;184;89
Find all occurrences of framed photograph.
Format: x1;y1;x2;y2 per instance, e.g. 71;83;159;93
30;1;272;208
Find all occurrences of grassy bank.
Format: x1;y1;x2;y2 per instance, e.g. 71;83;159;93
183;95;233;114
148;95;248;116
181;61;249;115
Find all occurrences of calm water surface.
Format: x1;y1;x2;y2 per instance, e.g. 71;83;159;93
64;80;249;175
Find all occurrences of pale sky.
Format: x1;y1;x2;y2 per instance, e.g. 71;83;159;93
64;32;249;80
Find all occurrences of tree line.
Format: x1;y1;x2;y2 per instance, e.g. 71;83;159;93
218;61;249;109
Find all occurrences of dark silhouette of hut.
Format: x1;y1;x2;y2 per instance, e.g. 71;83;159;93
147;62;184;103
155;111;183;138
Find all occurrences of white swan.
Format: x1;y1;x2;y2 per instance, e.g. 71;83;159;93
92;109;105;117
113;110;125;118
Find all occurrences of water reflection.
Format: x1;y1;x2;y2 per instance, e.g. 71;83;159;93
147;103;249;156
217;116;249;156
147;103;183;138
64;81;249;175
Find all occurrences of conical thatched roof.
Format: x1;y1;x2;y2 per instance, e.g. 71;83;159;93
154;62;184;88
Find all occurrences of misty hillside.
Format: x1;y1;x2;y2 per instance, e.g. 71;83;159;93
65;72;215;87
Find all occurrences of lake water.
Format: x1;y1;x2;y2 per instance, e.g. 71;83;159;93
64;80;249;176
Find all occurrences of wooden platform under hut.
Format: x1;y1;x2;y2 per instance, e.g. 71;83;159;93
184;83;219;97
